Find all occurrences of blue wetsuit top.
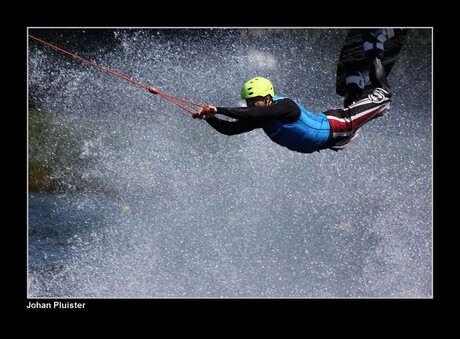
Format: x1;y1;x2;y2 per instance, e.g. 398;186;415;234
206;96;332;153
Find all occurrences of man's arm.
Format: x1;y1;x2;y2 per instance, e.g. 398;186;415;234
205;116;261;135
217;98;300;123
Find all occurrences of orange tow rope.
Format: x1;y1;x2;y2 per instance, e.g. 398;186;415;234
28;34;209;114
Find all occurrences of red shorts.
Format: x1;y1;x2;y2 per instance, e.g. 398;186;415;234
324;88;391;151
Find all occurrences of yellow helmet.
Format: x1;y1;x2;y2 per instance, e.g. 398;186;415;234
240;77;274;99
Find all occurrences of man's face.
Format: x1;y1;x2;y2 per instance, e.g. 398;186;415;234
245;96;267;108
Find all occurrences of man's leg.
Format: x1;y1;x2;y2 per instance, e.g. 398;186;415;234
325;89;391;151
343;28;393;107
362;29;393;94
343;68;369;108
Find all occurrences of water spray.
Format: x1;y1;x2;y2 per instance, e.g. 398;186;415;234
28;34;208;115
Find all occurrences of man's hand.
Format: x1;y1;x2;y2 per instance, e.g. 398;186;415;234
192;105;217;119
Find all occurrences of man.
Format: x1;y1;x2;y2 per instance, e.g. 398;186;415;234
192;29;394;153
